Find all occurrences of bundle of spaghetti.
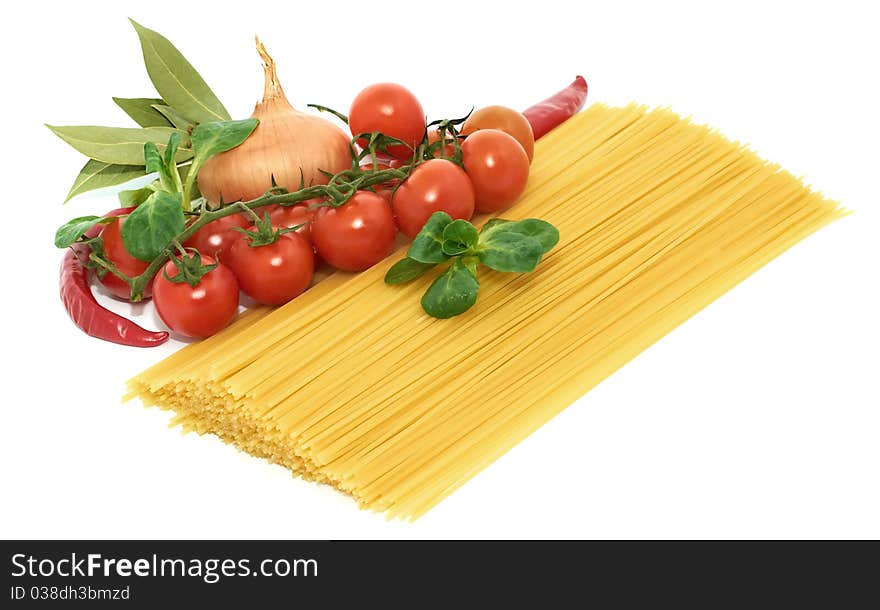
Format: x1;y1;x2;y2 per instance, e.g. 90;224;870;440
126;103;846;519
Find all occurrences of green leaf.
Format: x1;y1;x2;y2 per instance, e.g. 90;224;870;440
152;104;193;130
442;241;469;256
442;219;479;256
54;215;103;248
190;119;259;165
119;184;156;207
408;211;453;264
479;218;512;236
120;191;185;261
144;133;181;193
163;131;181;168
421;259;480;319
144;142;172;190
483;218;559;254
46;125;191;165
130;19;230;124
113;97;171;127
385;257;436;285
461;256;479;276
64;160;147;203
177;164;200;200
477;231;544;273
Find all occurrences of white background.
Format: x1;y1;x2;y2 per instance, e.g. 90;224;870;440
0;0;877;539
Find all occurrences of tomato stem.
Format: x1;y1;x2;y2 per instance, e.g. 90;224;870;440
124;164;408;300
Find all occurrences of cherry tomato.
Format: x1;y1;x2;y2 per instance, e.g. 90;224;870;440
268;202;318;244
153;254;239;338
349;83;425;160
183;213;250;263
312;191;397;271
98;215;153;300
426;128;458;159
461;129;530;213
461;105;535;162
228;231;315;305
392;159;475;238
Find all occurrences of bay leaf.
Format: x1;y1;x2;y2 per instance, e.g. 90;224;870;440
113;97;171;128
130;20;230;124
152;104;193;130
45;125;192;165
64;160;147;203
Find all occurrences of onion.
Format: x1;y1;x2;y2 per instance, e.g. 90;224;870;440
198;38;351;205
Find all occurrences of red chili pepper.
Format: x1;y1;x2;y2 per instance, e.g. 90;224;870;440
523;75;589;140
59;207;169;347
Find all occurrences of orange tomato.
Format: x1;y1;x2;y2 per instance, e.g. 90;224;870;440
461;105;535;162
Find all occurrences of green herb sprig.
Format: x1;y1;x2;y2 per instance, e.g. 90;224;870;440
385;212;560;318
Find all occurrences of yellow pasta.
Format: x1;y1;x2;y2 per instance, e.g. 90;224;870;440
126;104;846;519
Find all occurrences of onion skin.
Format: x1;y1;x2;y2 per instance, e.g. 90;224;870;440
197;39;351;205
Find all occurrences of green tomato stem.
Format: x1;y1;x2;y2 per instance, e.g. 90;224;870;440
125;165;408;301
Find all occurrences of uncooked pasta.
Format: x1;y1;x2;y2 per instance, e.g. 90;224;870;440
126;104;846;519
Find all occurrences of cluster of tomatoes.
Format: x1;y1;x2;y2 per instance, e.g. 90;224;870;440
97;83;535;339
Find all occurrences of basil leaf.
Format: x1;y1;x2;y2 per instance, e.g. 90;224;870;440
477;231;544;272
495;219;559;253
54;215;104;248
442;218;479;256
144;142;174;192
112;97;171;128
190;119;259;167
130;20;230;124
385;257;437;285
441;241;469;256
408;211;453;264
64;160;146;203
45;125;191;165
421;259;480;319
120;191;185;261
152;104;194;131
177;164;200;201
119;184;156;207
479;218;512;237
461;256;479;277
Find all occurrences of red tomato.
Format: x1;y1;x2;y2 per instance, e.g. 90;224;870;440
153;254;239;338
312;191;397;271
349;83;425;160
268;202;317;244
461;105;535;162
392;159;475;238
98;215;153;300
269;200;324;265
373;186;394;204
184;213;250;263
228;232;315;306
461;129;530;213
